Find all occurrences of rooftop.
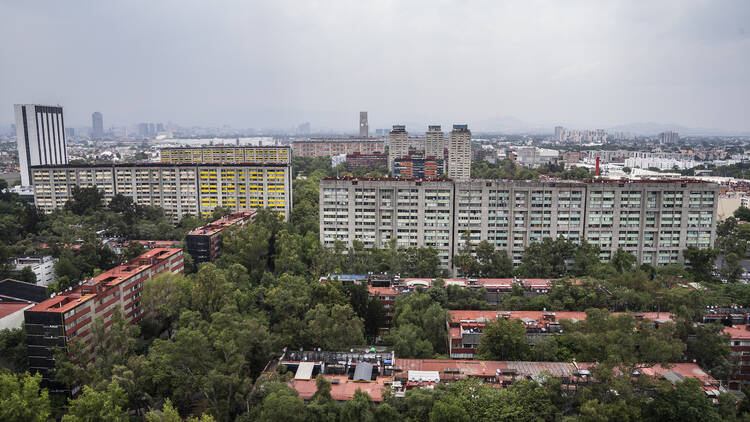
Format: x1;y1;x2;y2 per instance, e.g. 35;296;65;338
723;325;750;340
31;162;289;169
0;302;34;319
187;211;256;237
27;248;181;314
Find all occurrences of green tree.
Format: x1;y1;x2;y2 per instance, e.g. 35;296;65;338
0;372;51;422
475;241;513;277
476;317;531;360
682;246;719;282
304;303;365;350
121;241;146;262
429;400;469;422
17;266;37;284
642;379;721;422
64;186;103;216
62;382;129;422
0;327;27;372
734;206;750;221
610;248;637;273
257;387;308;422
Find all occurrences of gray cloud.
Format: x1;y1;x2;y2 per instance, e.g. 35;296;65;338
1;0;748;132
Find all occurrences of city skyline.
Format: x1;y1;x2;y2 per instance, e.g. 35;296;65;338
1;1;749;133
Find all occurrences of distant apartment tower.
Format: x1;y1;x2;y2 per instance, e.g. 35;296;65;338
14;104;68;186
186;210;256;263
388;125;409;172
425;125;444;159
359;112;368;137
658;131;679;144
91;112;104;139
448;124;471;181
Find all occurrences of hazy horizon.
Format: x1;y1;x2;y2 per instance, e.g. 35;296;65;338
1;1;749;133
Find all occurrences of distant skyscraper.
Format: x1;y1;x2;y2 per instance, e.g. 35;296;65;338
138;123;150;137
554;126;564;140
91;112;104;139
658;131;679;144
359;112;369;137
425;125;444;159
297;122;311;135
14;104;68;186
448;124;471;181
388;125;408;172
65;127;75;138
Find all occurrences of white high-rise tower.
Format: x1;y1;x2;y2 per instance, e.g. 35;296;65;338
14;104;68;186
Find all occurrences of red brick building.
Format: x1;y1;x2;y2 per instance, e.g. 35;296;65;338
723;325;750;390
24;248;184;394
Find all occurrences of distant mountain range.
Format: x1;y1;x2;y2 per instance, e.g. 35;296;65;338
470;116;749;137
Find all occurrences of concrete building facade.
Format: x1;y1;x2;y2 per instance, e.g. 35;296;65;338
91;112;104;139
292;138;385;157
388;125;409;172
359;112;368;137
13;256;57;287
319;178;719;269
448;125;471;181
425;125;445;159
31;162;292;221
14;104;68;186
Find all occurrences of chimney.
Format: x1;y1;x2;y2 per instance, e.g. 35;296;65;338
595;156;600;176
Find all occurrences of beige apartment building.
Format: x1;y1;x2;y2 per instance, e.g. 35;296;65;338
388;125;409;172
319;178;718;269
291;137;385;157
448;125;471;181
31;163;291;221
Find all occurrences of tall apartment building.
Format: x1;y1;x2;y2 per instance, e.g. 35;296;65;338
291;137;385;157
91;112;104;139
659;131;680;144
388;125;409;172
425;125;444;159
359;112;369;137
448;124;471;181
24;248;183;394
31;162;292;221
160;146;290;165
186;210;256;263
14;104;68;186
319;178;718;269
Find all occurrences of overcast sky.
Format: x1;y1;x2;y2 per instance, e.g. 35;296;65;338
1;0;749;132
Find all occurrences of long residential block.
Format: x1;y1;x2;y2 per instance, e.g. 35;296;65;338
160;146;290;164
319;177;719;268
24;248;183;394
31;162;292;221
292;137;386;157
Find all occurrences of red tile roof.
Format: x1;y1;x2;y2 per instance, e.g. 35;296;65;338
0;302;32;319
288;375;388;402
723;325;750;340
